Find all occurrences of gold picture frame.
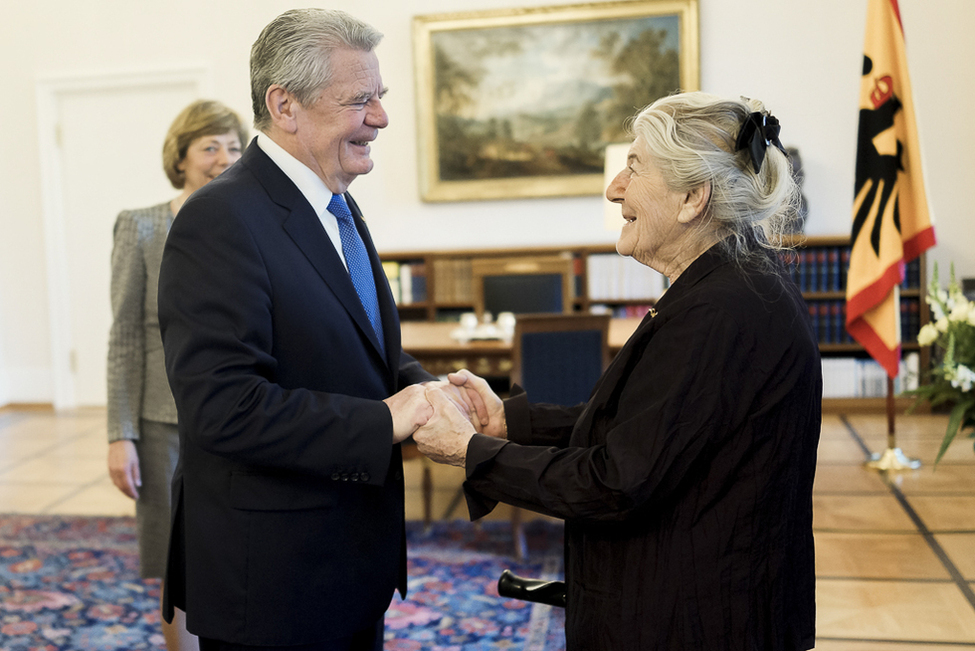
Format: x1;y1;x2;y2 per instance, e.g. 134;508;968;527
413;0;699;202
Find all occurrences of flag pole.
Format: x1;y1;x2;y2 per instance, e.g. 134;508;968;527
849;0;934;472
865;373;920;470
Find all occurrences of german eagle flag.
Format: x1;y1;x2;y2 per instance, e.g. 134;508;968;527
846;0;936;378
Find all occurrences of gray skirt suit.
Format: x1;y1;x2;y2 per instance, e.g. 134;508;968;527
107;201;179;578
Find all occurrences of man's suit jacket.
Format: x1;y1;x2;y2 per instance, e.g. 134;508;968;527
158;140;434;645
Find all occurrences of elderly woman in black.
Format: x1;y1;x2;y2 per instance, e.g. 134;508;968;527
414;91;821;650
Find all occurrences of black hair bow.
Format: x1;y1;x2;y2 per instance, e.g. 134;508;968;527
735;111;787;173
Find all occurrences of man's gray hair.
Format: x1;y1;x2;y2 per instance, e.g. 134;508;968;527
250;8;383;132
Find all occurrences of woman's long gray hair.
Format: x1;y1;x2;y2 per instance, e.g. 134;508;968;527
629;92;802;271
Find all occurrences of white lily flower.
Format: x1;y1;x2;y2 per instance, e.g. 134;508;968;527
950;365;975;393
950;301;970;322
917;323;940;346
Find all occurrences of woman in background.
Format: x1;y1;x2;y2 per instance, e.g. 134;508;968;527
107;99;246;651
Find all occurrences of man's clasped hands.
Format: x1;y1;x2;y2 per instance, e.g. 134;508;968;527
382;370;506;467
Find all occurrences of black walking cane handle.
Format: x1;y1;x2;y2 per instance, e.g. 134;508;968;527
497;569;566;608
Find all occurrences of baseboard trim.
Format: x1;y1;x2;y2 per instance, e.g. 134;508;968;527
0;402;55;412
821;396;929;414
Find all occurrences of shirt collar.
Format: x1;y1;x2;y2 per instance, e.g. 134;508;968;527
256;132;333;218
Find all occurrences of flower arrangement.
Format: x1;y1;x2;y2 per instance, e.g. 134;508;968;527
907;263;975;463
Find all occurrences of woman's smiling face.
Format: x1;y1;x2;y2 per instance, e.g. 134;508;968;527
178;132;242;194
606;136;687;270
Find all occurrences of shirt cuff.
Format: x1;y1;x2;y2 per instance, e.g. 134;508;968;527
461;386;534;521
463;434;507;520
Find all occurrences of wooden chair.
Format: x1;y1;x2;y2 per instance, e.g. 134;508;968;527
471;255;574;318
410;257;576;536
511;313;612;404
507;312;612;557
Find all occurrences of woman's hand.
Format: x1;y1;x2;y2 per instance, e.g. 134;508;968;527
447;369;506;439
413;387;477;467
108;440;141;500
422;379;486;426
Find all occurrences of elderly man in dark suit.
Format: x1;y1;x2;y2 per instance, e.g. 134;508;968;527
158;9;476;651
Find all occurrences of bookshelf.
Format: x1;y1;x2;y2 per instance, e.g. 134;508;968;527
380;237;929;412
781;235;929;412
379;244;660;322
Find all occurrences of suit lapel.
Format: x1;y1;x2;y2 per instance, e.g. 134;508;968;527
573;311;657;437
240;142;389;366
583;250;726;417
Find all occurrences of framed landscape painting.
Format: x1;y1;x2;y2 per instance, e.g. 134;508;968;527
413;0;699;202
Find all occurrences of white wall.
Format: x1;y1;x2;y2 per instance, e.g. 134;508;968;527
0;0;972;405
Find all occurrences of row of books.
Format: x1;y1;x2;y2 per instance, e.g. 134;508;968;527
431;258;473;304
586;253;666;301
821;352;919;398
779;248;922;293
780;248;849;293
385;254;668;307
381;260;428;305
807;298;922;344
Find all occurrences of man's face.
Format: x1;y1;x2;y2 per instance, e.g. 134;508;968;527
292;47;388;194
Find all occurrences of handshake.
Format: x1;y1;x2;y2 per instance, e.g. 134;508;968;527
382;369;506;467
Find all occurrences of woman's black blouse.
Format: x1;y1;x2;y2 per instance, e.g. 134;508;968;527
464;245;822;651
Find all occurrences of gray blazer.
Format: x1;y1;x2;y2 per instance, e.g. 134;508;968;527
107;201;178;442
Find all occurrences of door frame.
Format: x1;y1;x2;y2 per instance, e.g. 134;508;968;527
36;66;210;408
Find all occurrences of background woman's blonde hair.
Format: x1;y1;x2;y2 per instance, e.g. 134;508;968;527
629;91;801;270
162;100;248;189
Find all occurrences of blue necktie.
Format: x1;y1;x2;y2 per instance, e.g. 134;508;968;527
327;194;386;357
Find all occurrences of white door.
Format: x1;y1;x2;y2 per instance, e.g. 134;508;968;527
41;70;206;407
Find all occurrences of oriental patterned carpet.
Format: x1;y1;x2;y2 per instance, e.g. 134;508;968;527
0;515;565;651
